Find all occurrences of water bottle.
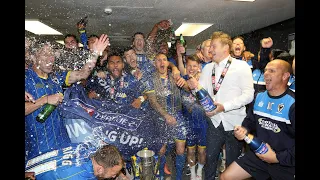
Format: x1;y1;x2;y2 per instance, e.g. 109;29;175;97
194;86;216;112
36;104;56;123
244;133;269;154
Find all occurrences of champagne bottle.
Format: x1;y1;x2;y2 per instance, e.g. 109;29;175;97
77;16;89;50
169;26;176;45
77;16;88;26
36;103;56;123
131;155;140;179
244;133;268;154
194;86;216;112
179;33;185;46
179;34;186;63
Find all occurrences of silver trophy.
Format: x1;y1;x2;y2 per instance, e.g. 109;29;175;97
136;149;156;180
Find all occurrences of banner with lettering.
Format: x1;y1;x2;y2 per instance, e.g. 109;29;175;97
58;84;163;160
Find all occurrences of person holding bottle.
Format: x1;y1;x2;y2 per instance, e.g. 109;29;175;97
220;59;295;180
180;54;209;180
25;34;109;172
187;31;254;179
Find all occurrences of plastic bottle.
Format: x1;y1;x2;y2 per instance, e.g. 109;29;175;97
244;133;269;154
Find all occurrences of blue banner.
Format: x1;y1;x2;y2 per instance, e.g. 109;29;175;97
58;84;164;160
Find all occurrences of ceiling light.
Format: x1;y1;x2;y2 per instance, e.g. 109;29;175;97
226;0;255;2
175;23;213;36
56;40;65;45
56;40;83;47
25;20;62;35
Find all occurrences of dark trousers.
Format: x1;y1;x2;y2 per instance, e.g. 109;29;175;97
204;121;244;180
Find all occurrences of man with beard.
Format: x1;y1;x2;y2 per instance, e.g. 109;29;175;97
86;53;145;108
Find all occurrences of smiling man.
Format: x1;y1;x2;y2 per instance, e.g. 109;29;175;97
220;59;295;180
187;31;254;179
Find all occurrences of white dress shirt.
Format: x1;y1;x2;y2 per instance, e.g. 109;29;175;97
199;55;254;131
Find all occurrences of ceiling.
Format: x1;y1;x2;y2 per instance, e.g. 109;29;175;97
25;0;295;50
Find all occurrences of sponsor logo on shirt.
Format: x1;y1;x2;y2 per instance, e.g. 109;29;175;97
258;118;281;133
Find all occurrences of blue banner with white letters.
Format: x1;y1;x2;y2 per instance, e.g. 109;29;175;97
58;84;163;160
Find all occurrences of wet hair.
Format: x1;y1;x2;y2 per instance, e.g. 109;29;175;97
132;32;145;43
211;31;232;52
186;54;200;64
107;49;123;62
64;34;79;43
91;145;124;168
232;36;245;42
155;53;167;60
30;39;53;55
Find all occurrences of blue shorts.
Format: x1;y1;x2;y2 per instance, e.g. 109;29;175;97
156;111;187;145
187;127;207;147
183;104;208;147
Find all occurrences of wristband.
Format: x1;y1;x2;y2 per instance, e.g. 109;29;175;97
78;29;86;33
138;96;145;103
92;50;102;57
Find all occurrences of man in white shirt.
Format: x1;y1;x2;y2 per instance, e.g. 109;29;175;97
187;31;254;179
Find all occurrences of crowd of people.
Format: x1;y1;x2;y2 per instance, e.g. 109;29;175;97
25;18;295;180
